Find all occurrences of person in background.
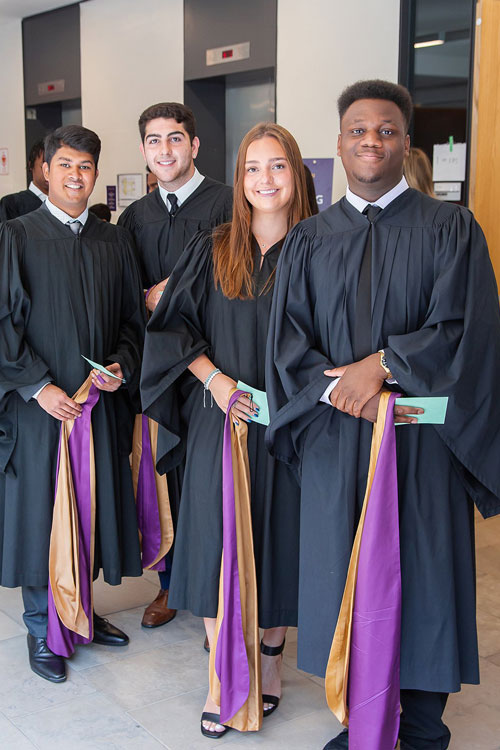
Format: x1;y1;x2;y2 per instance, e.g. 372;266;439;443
146;166;158;193
403;146;436;197
89;202;112;222
0;140;49;221
141;122;311;737
0;125;146;684
266;80;500;749
118;102;233;630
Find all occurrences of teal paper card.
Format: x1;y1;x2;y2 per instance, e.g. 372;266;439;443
395;396;448;425
236;380;270;426
81;355;125;382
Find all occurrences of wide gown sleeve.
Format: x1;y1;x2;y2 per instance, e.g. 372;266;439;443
140;230;214;471
384;209;500;517
265;223;336;467
0;222;52;400
104;234;146;392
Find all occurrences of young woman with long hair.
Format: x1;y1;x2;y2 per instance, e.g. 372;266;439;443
403;146;436;197
141;122;311;737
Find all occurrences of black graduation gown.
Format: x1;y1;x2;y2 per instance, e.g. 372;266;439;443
0;206;146;588
119;177;233;533
117;177;233;287
0;189;42;222
266;189;500;692
141;232;299;628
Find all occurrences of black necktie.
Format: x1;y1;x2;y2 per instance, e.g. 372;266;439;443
167;193;178;216
353;204;382;360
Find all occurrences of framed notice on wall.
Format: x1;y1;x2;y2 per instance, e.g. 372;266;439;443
117;173;143;207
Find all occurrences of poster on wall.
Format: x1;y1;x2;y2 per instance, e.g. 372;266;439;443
117;173;143;207
303;158;334;211
106;185;117;211
0;148;9;175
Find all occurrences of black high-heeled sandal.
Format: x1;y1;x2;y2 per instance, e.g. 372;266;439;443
260;638;285;717
200;712;229;739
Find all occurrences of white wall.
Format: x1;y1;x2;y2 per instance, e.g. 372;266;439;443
80;0;184;215
277;0;401;203
0;20;26;196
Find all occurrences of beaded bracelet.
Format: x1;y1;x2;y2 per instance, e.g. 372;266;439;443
203;368;221;407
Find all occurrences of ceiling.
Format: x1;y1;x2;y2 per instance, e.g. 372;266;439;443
0;0;82;22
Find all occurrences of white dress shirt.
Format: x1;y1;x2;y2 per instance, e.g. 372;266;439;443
158;167;205;212
29;181;48;202
44;197;88;227
320;177;408;405
29;200;90;401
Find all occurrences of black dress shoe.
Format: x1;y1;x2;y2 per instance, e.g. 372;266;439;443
92;614;129;646
323;729;349;749
27;634;66;683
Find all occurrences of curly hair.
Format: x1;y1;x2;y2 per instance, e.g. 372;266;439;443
338;80;413;132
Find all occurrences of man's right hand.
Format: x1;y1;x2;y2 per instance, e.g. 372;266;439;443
37;384;82;421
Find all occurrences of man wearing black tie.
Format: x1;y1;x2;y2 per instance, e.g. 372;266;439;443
266;80;500;749
119;102;232;628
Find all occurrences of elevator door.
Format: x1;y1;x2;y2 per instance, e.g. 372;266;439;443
225;71;275;184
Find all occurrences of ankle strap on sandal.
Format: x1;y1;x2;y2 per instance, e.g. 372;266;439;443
260;638;285;657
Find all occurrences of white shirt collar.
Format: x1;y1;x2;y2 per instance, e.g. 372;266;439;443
345;176;409;213
158;167;205;211
29;181;48;202
45;197;89;226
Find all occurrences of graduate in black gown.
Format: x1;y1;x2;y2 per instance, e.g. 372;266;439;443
266;81;500;750
141;123;311;737
0;126;146;684
0;140;49;221
118;102;233;302
118;103;233;628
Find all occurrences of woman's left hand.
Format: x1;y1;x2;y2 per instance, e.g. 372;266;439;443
209;373;259;423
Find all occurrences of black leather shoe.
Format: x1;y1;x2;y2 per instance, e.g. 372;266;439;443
92;614;129;646
323;729;349;749
27;634;66;683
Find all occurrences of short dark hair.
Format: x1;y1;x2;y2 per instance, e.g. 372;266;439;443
138;102;196;143
44;125;101;168
337;79;413;132
89;203;111;221
27;139;45;171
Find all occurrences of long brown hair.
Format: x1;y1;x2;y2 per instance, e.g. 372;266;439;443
403;147;436;197
213;122;311;299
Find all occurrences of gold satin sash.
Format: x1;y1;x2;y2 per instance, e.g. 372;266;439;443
48;375;96;639
131;414;174;568
325;391;392;725
209;419;262;731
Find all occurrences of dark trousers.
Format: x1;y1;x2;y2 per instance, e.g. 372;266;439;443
22;585;48;638
157;548;173;591
400;690;451;749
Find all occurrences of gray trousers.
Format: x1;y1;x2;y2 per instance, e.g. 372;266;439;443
22;585;48;637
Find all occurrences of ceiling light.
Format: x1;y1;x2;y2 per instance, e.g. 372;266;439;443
414;39;445;48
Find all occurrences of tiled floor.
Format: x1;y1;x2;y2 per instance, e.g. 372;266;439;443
0;514;499;749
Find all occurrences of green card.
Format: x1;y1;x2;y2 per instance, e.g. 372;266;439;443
81;355;125;382
236;380;270;426
395;396;448;425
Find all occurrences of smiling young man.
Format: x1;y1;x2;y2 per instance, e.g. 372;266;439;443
0;140;49;221
0;125;146;683
119;102;233;311
118;102;233;629
266;80;500;749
